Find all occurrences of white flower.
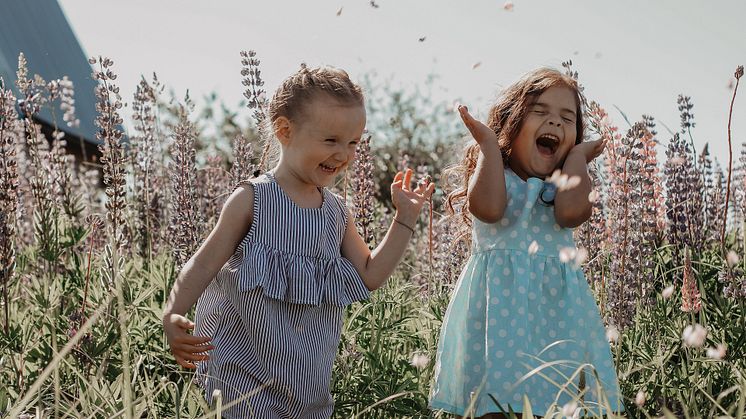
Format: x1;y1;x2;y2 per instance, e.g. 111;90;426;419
682;324;707;348
559;247;576;263
528;240;539;255
662;285;674;299
587;189;600;203
706;343;727;360
547;169;568;189
727;251;740;268
547;170;582;192
562;175;582;191
606;325;620;344
635;390;647;407
574;247;588;267
410;352;430;369
561;401;578;418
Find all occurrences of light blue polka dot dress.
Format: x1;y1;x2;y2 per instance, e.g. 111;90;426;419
430;168;624;416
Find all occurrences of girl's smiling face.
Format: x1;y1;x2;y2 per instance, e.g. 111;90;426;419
279;94;366;188
508;86;579;180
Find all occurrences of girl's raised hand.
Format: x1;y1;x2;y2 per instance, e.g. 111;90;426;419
569;138;606;163
391;168;436;224
163;313;214;369
458;104;498;146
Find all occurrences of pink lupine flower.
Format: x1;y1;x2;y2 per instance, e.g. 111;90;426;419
680;250;702;313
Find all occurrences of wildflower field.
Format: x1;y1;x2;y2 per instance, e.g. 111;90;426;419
1;51;746;418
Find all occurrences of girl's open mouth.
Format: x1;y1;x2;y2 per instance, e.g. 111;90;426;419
536;134;559;156
319;163;338;174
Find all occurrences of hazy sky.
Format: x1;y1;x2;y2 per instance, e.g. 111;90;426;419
58;0;745;167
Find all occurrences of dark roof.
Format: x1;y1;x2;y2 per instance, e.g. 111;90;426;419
0;0;99;144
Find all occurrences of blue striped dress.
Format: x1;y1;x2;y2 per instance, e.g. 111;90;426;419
193;172;371;418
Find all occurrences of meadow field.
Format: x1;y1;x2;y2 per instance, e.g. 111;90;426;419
1;52;745;418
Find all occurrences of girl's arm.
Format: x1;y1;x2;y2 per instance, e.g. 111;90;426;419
342;169;435;291
554;139;605;228
162;184;254;368
459;105;508;223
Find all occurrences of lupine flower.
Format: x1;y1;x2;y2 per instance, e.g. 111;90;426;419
350;135;377;245
682;323;707;348
131;75;164;258
230;134;256;185
0;80;20;334
698;144;726;245
719;267;746;299
198;155;230;231
240;50;269;173
680;249;701;313
168;106;203;268
665;97;705;258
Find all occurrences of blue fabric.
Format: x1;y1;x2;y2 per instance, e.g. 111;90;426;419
430;168;624;416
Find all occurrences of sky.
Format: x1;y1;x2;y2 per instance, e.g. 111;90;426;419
57;0;745;168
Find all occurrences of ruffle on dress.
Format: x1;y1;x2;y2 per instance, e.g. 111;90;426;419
217;241;370;307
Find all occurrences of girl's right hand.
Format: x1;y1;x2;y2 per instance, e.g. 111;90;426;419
163;313;214;369
458;105;498;146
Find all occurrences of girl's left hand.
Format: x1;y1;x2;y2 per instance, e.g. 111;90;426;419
391;168;436;224
570;138;606;163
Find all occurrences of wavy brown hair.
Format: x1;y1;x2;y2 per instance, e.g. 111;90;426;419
444;68;586;239
257;64;365;172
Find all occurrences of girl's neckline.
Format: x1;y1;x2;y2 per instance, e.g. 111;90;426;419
265;171;326;210
505;166;544;184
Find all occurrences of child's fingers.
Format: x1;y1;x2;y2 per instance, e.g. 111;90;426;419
175;345;213;359
393;171;403;183
425;182;436;197
173;315;195;330
174;354;201;369
178;334;212;345
175;341;214;353
403;169;413;191
176;358;197;369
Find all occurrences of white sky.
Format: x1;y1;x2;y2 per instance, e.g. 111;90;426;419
58;0;745;168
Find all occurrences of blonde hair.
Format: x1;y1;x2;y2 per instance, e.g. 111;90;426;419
256;64;364;172
444;68;586;238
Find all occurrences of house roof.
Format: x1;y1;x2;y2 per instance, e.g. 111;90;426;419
0;0;99;145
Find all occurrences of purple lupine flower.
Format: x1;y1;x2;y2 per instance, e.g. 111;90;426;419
0;79;20;334
198;155;230;231
130;76;165;258
230;133;256;186
350;135;377;245
167;106;203;268
605;121;658;329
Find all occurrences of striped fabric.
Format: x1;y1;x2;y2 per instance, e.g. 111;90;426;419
193;172;370;418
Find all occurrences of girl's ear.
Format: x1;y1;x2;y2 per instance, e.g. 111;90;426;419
274;116;292;145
